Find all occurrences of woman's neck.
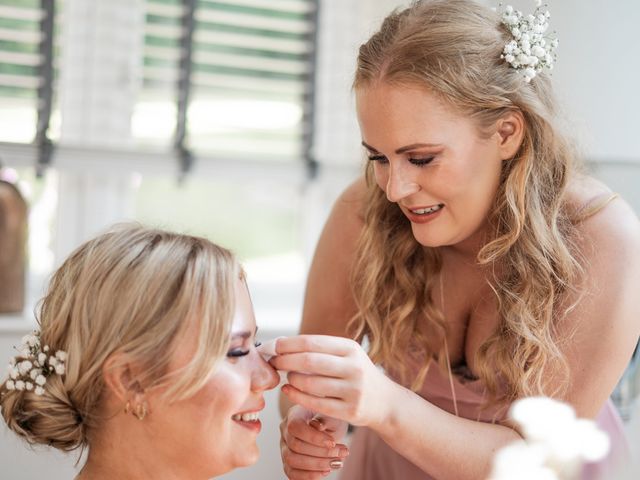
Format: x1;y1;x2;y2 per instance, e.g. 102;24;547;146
443;218;492;263
76;428;199;480
77;452;179;480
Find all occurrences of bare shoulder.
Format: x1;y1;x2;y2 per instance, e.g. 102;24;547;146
557;176;640;417
333;176;368;222
566;175;640;261
299;176;368;337
316;176;367;253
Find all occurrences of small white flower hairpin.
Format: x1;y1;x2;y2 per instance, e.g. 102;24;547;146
499;0;559;82
4;331;67;396
488;397;610;480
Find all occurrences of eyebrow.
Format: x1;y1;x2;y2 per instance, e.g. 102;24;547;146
361;141;443;154
231;326;258;340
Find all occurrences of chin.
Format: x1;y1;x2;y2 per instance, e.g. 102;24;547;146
203;440;259;473
410;226;448;247
233;445;260;468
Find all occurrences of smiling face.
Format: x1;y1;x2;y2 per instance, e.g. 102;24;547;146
145;279;280;478
356;82;508;253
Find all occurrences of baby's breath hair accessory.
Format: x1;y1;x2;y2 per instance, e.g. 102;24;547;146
4;331;67;396
498;0;558;82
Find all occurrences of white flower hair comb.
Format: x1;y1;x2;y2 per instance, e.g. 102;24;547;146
499;0;558;82
4;331;67;396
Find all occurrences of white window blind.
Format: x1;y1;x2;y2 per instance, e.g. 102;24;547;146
0;0;55;145
137;0;318;163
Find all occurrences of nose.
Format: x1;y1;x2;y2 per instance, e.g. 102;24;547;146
385;163;420;202
251;352;280;392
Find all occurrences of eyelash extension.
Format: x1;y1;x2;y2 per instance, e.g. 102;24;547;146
409;157;435;166
227;341;262;358
368;155;435;167
227;349;249;358
367;155;388;163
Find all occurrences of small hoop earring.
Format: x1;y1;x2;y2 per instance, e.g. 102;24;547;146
134;401;148;421
124;401;131;415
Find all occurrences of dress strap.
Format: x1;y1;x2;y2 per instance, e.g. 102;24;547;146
573;192;619;223
440;272;459;417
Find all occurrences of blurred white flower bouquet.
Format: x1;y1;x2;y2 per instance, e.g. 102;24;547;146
489;397;610;480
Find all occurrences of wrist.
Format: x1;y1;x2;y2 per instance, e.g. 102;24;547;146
368;376;405;435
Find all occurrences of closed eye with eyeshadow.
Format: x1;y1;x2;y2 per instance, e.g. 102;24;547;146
227;341;262;358
367;153;435;167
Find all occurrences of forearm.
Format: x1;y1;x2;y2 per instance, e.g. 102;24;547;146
374;383;521;480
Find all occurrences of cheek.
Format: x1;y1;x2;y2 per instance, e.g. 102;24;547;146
450;147;502;195
192;370;251;418
468;156;502;200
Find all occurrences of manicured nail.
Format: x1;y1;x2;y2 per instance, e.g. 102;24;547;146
329;460;344;470
257;336;286;361
329;446;346;457
309;418;325;430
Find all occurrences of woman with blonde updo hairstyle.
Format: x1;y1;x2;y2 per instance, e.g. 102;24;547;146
273;1;640;479
1;224;279;479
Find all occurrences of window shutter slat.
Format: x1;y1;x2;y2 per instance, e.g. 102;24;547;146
145;1;185;17
144;44;182;62
0;51;40;66
193;50;309;76
0;26;42;44
0;4;44;21
194;30;309;55
0;72;40;89
195;9;311;35
191;71;304;97
144;23;183;40
201;0;315;15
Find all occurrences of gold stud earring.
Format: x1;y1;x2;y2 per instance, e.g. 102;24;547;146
134;401;148;420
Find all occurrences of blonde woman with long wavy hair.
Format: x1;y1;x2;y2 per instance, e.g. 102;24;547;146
1;224;279;479
272;1;640;479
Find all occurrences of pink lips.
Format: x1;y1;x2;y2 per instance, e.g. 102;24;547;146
234;417;262;433
232;402;265;433
402;204;445;224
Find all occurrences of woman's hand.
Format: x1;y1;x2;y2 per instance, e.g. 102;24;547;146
280;404;349;479
272;335;398;429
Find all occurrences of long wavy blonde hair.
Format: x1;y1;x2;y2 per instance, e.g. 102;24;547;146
349;0;584;405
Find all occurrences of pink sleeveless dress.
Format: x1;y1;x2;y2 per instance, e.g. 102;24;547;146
339;361;629;480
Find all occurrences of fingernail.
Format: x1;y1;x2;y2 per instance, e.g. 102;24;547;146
330;460;344;470
257;337;286;361
330;446;348;457
309;418;325;430
322;471;331;477
324;439;336;449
